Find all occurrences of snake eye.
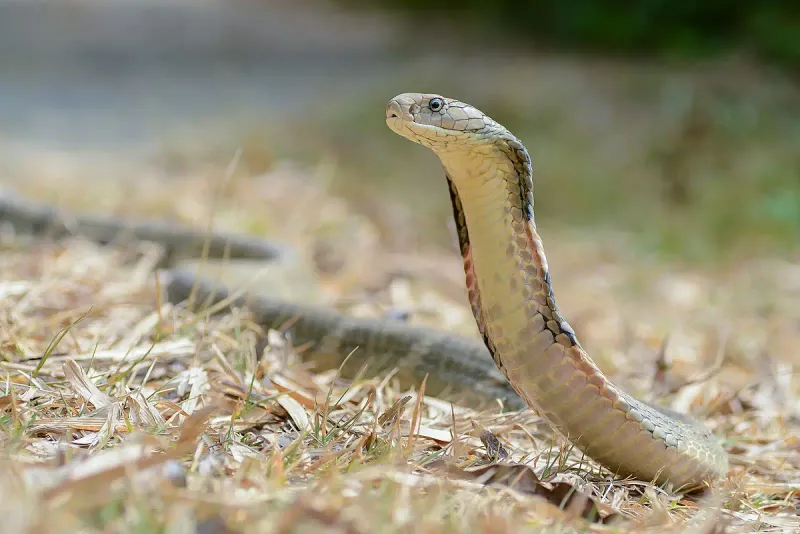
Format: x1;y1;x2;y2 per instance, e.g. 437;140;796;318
429;98;443;112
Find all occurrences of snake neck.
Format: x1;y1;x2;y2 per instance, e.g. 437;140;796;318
439;139;582;370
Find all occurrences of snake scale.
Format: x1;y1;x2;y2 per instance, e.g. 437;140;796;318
386;93;727;489
1;93;726;490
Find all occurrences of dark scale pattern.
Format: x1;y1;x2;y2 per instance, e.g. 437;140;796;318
497;134;580;349
444;128;580;362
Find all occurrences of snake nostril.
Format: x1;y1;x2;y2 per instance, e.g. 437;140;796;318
390;112;398;118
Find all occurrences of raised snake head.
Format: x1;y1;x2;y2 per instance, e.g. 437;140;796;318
385;93;507;153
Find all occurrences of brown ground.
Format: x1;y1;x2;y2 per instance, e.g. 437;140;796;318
1;159;798;533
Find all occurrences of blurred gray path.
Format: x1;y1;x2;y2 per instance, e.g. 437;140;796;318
0;0;404;149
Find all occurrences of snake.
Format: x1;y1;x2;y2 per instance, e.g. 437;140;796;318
0;93;727;490
385;92;728;490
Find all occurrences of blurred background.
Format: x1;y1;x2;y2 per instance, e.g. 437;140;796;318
1;0;798;264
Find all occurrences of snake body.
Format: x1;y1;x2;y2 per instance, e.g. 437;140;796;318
386;93;727;489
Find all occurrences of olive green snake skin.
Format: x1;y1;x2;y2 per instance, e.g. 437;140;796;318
386;93;727;489
0;92;727;489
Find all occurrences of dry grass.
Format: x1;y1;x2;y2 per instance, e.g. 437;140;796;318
1;158;799;534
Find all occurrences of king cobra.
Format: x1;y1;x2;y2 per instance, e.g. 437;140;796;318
0;93;727;490
386;93;727;489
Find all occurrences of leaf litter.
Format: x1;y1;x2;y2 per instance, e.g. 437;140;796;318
0;169;799;533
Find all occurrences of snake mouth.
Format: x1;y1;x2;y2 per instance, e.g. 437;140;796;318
386;98;444;147
385;100;403;120
385;99;413;138
385;99;414;122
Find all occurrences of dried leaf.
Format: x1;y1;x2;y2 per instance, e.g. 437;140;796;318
438;461;617;524
277;394;310;431
63;359;113;409
127;391;168;429
472;421;509;462
377;395;412;428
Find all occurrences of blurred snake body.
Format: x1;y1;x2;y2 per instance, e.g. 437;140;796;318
386;93;727;489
